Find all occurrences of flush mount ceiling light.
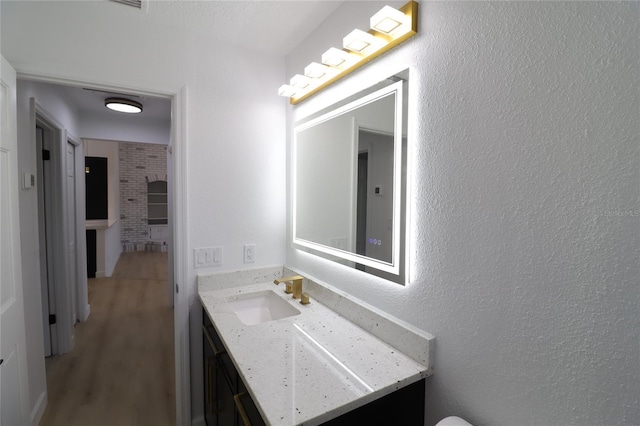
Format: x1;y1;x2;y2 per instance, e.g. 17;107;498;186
279;1;417;105
105;97;143;114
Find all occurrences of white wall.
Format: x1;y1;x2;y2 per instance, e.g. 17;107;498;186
287;2;640;426
2;1;287;423
104;221;121;277
80;112;170;145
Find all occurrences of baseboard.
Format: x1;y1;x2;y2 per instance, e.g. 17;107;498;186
83;303;91;321
191;415;205;426
105;250;121;277
30;390;47;426
95;270;105;278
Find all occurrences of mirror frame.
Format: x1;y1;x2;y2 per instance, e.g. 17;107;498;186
292;78;408;282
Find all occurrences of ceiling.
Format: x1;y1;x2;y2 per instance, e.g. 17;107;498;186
142;0;346;57
63;85;172;121
35;0;347;123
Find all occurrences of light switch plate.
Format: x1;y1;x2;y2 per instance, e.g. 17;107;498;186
194;246;223;268
22;172;35;190
212;247;222;266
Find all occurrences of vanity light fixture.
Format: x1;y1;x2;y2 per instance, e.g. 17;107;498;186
304;62;336;79
370;5;408;35
104;97;143;114
278;1;418;105
290;74;313;89
321;47;355;68
278;84;298;98
343;29;383;54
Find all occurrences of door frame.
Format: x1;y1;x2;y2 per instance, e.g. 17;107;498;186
32;101;75;355
69;133;90;324
35;123;56;356
20;71;190;425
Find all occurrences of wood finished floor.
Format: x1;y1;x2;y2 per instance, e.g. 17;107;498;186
40;252;175;426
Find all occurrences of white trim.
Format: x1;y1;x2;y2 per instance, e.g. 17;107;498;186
29;390;47;426
17;71;175;99
69;132;90;322
173;86;191;426
350;117;358;255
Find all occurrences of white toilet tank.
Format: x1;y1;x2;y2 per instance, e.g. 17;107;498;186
436;416;473;426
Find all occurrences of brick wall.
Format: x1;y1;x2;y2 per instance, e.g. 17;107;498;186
119;142;167;252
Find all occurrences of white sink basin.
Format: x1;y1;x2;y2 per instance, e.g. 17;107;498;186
227;290;301;325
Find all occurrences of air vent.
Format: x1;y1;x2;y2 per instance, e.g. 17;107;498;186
110;0;142;9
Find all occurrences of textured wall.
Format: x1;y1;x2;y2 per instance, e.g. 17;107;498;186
119;142;168;251
287;2;639;425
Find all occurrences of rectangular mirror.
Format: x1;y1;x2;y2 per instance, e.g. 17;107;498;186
293;72;409;284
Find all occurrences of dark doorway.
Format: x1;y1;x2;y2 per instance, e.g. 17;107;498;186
85;157;108;220
86;230;97;278
356;152;369;271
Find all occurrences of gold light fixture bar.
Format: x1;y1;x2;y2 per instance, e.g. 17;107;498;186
279;1;418;105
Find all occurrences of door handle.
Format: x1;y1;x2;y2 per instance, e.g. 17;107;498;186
0;359;4;366
234;392;252;426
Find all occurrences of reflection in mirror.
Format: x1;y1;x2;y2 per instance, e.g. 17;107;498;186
293;72;408;284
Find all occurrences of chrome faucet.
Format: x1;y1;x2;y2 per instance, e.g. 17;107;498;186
274;275;304;300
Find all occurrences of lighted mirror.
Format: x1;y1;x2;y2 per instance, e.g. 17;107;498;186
293;72;409;284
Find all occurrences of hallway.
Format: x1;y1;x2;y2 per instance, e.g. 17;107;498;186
40;252;175;426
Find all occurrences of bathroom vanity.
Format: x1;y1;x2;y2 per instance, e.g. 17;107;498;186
199;267;433;426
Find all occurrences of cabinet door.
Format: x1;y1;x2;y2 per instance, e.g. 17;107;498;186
216;371;236;426
203;354;217;426
204;311;238;426
203;308;267;426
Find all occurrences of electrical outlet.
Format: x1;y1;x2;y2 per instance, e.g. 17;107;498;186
243;244;255;263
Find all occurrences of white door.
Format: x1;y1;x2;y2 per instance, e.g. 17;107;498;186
66;142;77;325
0;55;30;425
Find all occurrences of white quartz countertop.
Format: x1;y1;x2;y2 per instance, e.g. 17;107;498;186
199;281;430;426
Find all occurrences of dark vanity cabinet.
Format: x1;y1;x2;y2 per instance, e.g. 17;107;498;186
320;379;425;425
203;307;425;426
203;309;265;426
